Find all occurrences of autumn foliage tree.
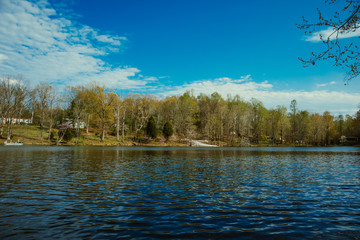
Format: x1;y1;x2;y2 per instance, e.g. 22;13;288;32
87;85;114;142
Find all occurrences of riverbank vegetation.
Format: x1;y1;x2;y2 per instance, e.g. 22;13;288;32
1;75;360;146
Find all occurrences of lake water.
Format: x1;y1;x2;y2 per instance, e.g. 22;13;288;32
0;146;359;239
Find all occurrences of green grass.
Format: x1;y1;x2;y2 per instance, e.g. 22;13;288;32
1;124;186;146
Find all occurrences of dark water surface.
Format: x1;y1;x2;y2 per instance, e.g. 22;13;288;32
0;146;360;239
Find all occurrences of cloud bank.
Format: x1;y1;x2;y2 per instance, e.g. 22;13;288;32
163;76;360;115
0;0;154;88
0;0;359;115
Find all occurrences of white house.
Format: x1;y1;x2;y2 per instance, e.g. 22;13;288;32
0;118;32;124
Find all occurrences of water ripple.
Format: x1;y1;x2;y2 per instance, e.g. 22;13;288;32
0;146;360;239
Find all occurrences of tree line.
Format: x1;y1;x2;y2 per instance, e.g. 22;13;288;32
1;75;359;145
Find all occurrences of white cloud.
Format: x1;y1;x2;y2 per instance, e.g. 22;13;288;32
0;53;7;62
306;27;360;42
162;76;360;115
316;81;336;87
0;0;155;89
95;34;125;46
143;76;159;81
86;67;149;89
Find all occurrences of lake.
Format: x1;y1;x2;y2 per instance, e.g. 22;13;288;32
0;146;359;239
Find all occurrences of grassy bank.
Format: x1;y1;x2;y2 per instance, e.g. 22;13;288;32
2;124;358;147
1;124;189;146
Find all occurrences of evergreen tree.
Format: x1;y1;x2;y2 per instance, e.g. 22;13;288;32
163;121;174;140
146;116;157;138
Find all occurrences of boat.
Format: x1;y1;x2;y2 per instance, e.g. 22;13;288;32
4;140;24;146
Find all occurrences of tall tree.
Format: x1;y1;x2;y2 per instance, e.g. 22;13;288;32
35;83;54;138
159;96;177;124
268;108;281;144
344;114;354;136
276;105;289;144
28;89;37;124
290;99;298;143
297;110;310;144
163;120;174;140
0;76;27;140
322;111;335;145
176;91;198;138
333;114;345;143
133;94;156;138
88;85;114;142
146;116;157;139
67;86;88;144
353;109;360;137
250;98;267;143
309;113;323;145
47;87;57;142
109;92;122;141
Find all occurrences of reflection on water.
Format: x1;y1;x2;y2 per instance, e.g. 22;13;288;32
0;146;360;239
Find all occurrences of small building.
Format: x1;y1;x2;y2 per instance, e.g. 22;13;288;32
0;118;32;124
62;118;86;129
341;136;360;143
74;121;86;129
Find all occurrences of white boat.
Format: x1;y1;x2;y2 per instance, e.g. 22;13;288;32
4;140;24;146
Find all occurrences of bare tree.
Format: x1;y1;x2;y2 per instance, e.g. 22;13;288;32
35;83;54;138
127;94;156;139
47;88;57;142
276;105;289;144
0;75;27;140
176;91;197;138
28;89;37;124
67;86;88;144
298;0;360;82
109;92;125;142
290;99;298;143
0;78;6;137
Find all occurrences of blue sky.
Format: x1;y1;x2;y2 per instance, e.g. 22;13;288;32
0;0;360;114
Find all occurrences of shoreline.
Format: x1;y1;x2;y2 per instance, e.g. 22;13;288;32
2;140;358;148
2;125;359;148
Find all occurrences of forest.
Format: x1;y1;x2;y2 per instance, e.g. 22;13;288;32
1;76;360;146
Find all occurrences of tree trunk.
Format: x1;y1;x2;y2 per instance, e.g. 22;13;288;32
100;122;105;142
7;120;12;140
116;108;120;141
40;112;44;138
121;109;126;143
56;130;66;145
31;110;34;123
220;112;223;142
76;117;80;144
48;109;53;142
86;114;90;134
48;120;52;142
0;117;4;138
